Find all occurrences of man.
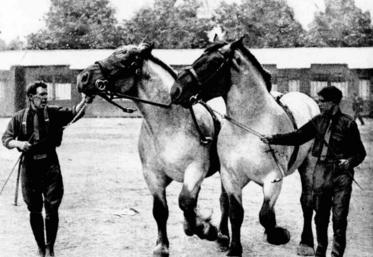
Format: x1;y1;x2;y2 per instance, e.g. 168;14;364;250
2;81;90;257
352;92;365;125
261;86;366;257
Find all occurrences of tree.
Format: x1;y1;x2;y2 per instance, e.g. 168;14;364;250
26;0;122;49
119;0;213;48
305;0;373;47
213;0;306;47
7;37;25;50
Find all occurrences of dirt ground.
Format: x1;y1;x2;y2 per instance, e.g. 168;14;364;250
0;117;372;257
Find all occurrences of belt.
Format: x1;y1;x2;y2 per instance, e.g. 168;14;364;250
318;159;339;164
32;153;48;160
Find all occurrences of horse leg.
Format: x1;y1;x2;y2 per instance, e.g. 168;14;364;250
217;182;230;251
221;171;244;257
179;165;218;241
297;156;316;256
145;172;171;257
259;177;291;245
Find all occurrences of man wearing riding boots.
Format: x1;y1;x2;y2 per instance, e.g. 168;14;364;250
2;81;91;257
261;86;366;257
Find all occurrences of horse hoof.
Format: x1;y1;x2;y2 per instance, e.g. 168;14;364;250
196;222;218;241
153;243;169;257
183;220;194;236
297;243;315;256
217;232;230;251
266;227;290;245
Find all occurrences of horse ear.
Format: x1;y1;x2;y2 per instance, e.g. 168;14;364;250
139;42;154;56
213;34;219;42
231;35;245;49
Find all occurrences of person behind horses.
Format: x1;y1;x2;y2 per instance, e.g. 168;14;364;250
261;86;366;257
2;81;90;257
352;92;365;125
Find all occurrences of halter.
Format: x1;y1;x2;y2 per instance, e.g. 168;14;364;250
93;55;172;111
182;49;232;99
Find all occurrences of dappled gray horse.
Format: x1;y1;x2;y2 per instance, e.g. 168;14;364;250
76;43;229;256
171;38;320;256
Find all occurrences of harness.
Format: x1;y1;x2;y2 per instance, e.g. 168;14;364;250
274;94;299;170
189;101;221;145
22;107;50;139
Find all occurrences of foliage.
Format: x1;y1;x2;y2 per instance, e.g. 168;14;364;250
119;0;213;48
305;0;373;47
26;0;122;49
212;0;306;47
23;0;373;49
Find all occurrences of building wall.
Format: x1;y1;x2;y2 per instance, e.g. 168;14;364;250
0;64;372;117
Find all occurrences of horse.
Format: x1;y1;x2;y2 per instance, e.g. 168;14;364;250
76;43;230;256
170;38;320;256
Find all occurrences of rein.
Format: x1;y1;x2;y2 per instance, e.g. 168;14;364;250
94;59;172;111
197;99;285;182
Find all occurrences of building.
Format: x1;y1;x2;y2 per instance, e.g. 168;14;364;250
0;48;372;117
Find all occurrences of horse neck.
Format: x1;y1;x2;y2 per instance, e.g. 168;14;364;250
136;60;191;129
225;54;277;124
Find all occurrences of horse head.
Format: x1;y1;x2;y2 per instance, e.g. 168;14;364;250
77;43;154;98
170;37;247;108
171;36;272;108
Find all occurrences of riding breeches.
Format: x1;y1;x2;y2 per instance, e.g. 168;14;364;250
312;161;353;257
21;157;64;214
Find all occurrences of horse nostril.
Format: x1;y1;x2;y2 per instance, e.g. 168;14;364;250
171;86;182;102
81;72;89;84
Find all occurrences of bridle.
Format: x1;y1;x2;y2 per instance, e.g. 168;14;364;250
180;48;233;103
93;55;172;112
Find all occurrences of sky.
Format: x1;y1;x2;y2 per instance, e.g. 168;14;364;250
0;0;372;43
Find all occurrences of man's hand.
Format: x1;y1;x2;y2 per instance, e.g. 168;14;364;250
84;95;95;104
260;135;273;144
338;159;350;170
16;141;32;152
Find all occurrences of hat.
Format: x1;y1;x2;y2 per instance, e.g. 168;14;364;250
317;86;342;104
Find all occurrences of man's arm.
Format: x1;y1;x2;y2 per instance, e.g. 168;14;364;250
2;115;32;152
262;118;318;146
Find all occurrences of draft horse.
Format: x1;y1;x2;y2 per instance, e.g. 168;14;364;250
170;38;320;256
76;43;230;256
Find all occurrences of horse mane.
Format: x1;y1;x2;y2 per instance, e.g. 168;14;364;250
148;55;178;80
236;44;272;92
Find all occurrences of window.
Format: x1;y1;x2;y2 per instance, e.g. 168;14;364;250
46;82;54;100
44;82;71;100
331;81;348;99
271;84;278;92
310;81;327;97
0;80;5;99
288;80;300;92
55;83;71;100
359;80;371;100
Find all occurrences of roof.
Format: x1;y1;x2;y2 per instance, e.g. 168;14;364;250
0;47;372;70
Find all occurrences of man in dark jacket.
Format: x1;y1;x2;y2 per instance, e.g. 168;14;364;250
261;86;366;257
2;81;90;257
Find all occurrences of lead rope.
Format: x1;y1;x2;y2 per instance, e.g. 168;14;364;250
197;100;285;182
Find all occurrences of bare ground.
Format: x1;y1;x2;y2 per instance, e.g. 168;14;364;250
0;118;372;257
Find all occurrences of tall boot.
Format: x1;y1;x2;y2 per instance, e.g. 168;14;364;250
45;212;59;257
30;212;46;256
